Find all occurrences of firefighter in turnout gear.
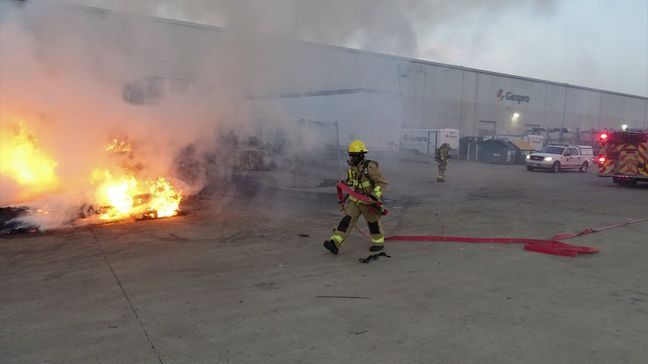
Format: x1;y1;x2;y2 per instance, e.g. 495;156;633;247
435;143;451;182
323;140;388;255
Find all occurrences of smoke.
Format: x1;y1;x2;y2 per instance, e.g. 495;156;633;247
0;0;242;229
0;0;557;232
57;0;555;59
0;0;345;231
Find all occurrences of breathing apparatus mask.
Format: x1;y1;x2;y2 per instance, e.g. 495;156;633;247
348;152;365;166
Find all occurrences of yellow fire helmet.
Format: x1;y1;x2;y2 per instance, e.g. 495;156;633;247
348;139;369;153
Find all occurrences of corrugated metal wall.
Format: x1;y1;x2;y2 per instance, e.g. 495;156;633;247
59;4;648;138
273;41;648;137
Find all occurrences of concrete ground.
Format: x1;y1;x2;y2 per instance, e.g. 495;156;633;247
1;156;647;364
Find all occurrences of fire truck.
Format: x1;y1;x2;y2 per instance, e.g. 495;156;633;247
597;128;648;186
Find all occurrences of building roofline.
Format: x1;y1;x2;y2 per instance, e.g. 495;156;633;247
301;41;647;101
36;1;648;101
249;88;400;100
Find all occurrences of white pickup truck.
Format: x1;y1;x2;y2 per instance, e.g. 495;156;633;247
526;145;593;173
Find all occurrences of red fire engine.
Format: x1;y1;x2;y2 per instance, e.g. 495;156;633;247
597;128;648;186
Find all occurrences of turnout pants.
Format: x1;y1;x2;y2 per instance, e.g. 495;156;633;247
437;160;448;177
330;201;384;248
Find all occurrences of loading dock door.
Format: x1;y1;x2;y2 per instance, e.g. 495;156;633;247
479;121;496;137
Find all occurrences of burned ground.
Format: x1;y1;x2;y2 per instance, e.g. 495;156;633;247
1;156;647;363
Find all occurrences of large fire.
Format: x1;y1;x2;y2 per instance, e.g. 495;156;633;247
92;170;182;221
1;121;183;225
0;122;60;200
94;137;183;221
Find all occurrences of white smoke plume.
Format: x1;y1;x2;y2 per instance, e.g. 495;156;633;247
58;0;556;59
0;0;556;232
0;0;243;230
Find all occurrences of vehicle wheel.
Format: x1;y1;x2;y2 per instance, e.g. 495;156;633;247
526;166;533;171
552;162;561;173
626;179;638;186
613;177;621;184
579;162;588;173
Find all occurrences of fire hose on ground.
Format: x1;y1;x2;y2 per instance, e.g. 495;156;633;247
336;182;648;258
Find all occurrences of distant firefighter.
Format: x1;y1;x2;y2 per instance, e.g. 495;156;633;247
323;140;388;255
435;143;452;182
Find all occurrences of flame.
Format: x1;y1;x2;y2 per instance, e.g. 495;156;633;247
93;170;182;221
148;177;183;218
106;138;131;154
93;136;183;221
1;120;183;224
0;122;60;200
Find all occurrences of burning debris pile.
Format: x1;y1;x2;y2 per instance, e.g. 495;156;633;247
92;172;182;221
0;0;333;234
90;137;182;221
0;122;183;234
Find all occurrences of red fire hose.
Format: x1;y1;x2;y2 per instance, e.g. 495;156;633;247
385;234;599;258
337;182;388;215
336;183;647;258
337;182;382;205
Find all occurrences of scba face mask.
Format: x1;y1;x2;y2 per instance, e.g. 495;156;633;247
348;153;365;166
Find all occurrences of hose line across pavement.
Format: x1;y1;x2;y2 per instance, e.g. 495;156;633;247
337;182;647;258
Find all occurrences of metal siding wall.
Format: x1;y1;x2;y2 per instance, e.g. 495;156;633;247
419;66;464;130
461;71;479;137
263;44;401;94
564;88;601;130
398;60;647;136
97;9;648;137
599;93;646;129
470;74;543;135
409;63;427;129
544;84;567;127
141;15;648;137
474;73;503;132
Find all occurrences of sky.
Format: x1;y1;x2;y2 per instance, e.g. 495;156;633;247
417;0;648;97
30;0;648;97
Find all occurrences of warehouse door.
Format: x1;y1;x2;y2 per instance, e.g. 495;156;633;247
478;121;496;137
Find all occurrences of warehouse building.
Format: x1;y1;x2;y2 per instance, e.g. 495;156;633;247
13;2;648;150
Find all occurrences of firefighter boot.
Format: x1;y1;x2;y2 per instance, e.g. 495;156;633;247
436;175;445;182
369;244;384;252
323;239;339;255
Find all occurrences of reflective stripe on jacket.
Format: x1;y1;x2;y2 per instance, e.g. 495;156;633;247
346;160;387;203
